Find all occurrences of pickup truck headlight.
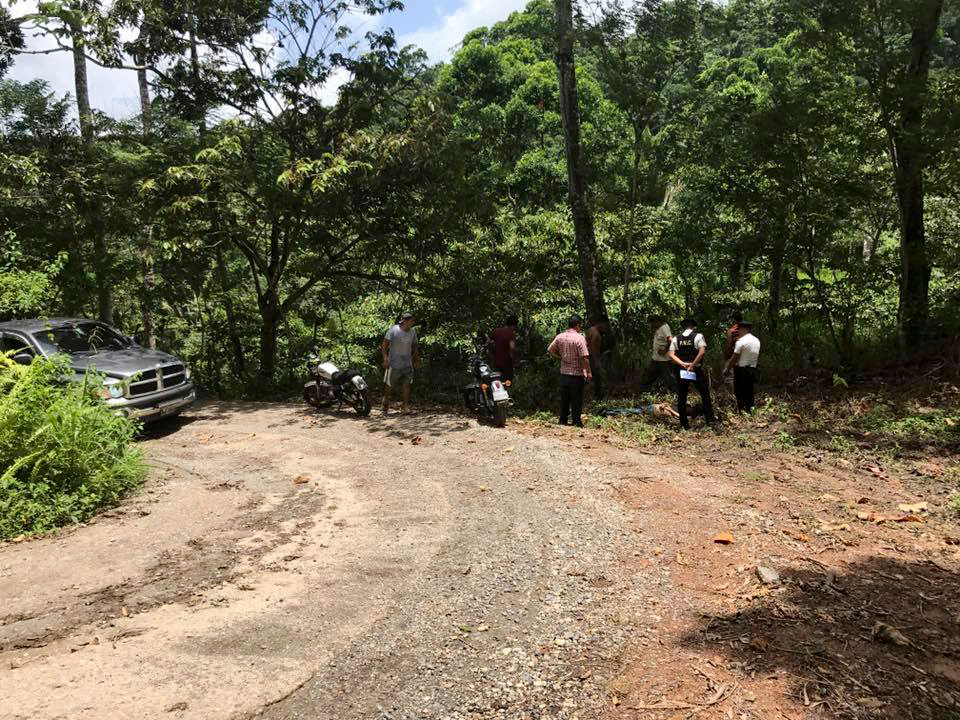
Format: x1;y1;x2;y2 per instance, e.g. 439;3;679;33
185;366;192;380
99;382;125;399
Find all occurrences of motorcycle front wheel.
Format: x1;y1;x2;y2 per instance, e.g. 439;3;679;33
349;387;372;416
303;384;320;407
492;400;509;428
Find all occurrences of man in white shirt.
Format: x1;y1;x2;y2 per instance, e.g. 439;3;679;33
667;317;716;429
637;315;676;392
724;320;760;413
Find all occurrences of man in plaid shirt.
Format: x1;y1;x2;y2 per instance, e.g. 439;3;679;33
547;315;592;427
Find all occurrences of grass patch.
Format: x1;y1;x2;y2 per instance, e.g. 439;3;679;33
773;431;797;450
0;354;146;540
584;414;659;445
829;434;856;454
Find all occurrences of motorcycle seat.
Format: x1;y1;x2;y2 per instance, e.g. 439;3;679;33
332;370;359;385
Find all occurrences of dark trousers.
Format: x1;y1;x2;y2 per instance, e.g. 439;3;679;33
638;360;676;392
676;368;715;429
559;374;585;426
734;366;757;413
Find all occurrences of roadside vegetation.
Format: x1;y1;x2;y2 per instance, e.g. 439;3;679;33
1;0;958;536
0;354;145;540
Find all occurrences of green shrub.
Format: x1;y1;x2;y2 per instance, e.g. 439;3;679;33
773;431;797;450
0;354;146;539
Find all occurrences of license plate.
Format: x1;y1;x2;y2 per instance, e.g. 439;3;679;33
492;382;508;401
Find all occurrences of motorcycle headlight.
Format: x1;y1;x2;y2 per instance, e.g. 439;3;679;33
185;366;192;380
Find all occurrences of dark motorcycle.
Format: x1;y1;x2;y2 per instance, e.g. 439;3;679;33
303;350;371;416
462;353;511;427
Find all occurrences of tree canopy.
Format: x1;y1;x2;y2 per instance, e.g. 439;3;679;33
2;0;958;391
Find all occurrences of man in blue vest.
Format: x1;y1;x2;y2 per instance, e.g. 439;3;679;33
667;317;716;429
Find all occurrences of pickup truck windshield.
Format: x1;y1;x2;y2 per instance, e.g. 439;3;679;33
35;323;132;354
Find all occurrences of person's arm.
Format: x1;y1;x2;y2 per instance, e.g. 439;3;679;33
581;352;592;379
509;338;517;362
381;338;390;368
692;344;706;369
547;338;560;359
581;337;592;379
667;341;687;369
413;341;421;368
724;350;740;375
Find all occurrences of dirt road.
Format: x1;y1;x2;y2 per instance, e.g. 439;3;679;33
0;403;642;720
2;402;959;719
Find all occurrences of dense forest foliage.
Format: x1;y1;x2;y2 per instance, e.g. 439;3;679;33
2;0;959;395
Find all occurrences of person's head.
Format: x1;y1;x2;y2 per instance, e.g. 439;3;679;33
681;317;697;330
648;314;665;329
399;312;415;330
738;320;753;334
505;314;518;328
568;314;583;331
730;310;744;326
595;314;610;332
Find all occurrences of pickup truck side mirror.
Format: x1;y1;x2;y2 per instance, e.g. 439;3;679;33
11;352;33;366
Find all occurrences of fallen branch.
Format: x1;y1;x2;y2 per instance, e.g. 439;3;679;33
630;682;737;712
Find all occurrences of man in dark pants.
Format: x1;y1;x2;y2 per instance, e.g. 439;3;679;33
667;318;716;429
724;320;760;412
548;315;592;427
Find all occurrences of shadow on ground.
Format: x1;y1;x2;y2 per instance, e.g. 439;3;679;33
681;556;960;719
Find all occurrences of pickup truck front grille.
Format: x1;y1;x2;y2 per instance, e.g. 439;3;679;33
162;364;186;387
127;363;187;397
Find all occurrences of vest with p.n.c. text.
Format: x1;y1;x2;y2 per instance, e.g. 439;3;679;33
676;330;699;363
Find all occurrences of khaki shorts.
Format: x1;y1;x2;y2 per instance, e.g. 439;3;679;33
384;367;414;387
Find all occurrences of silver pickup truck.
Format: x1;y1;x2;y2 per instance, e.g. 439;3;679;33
0;317;196;422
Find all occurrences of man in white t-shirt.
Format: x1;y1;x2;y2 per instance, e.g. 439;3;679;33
667;317;716;429
724;320;760;413
381;312;420;414
637;315;676;392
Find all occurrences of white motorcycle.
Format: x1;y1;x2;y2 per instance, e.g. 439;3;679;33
303;350;371;416
462;352;511;427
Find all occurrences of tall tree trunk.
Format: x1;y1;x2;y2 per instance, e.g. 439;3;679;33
554;0;607;325
216;246;247;376
258;290;280;386
187;12;207;134
768;231;787;334
71;28;94;146
136;64;152;136
136;43;158;348
620;133;641;329
69;14;113;323
889;0;943;347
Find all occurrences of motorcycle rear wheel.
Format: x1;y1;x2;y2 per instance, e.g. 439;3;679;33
303;385;320;407
492;401;509;428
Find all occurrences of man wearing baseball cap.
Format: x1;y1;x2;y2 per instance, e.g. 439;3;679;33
381;312;420;414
